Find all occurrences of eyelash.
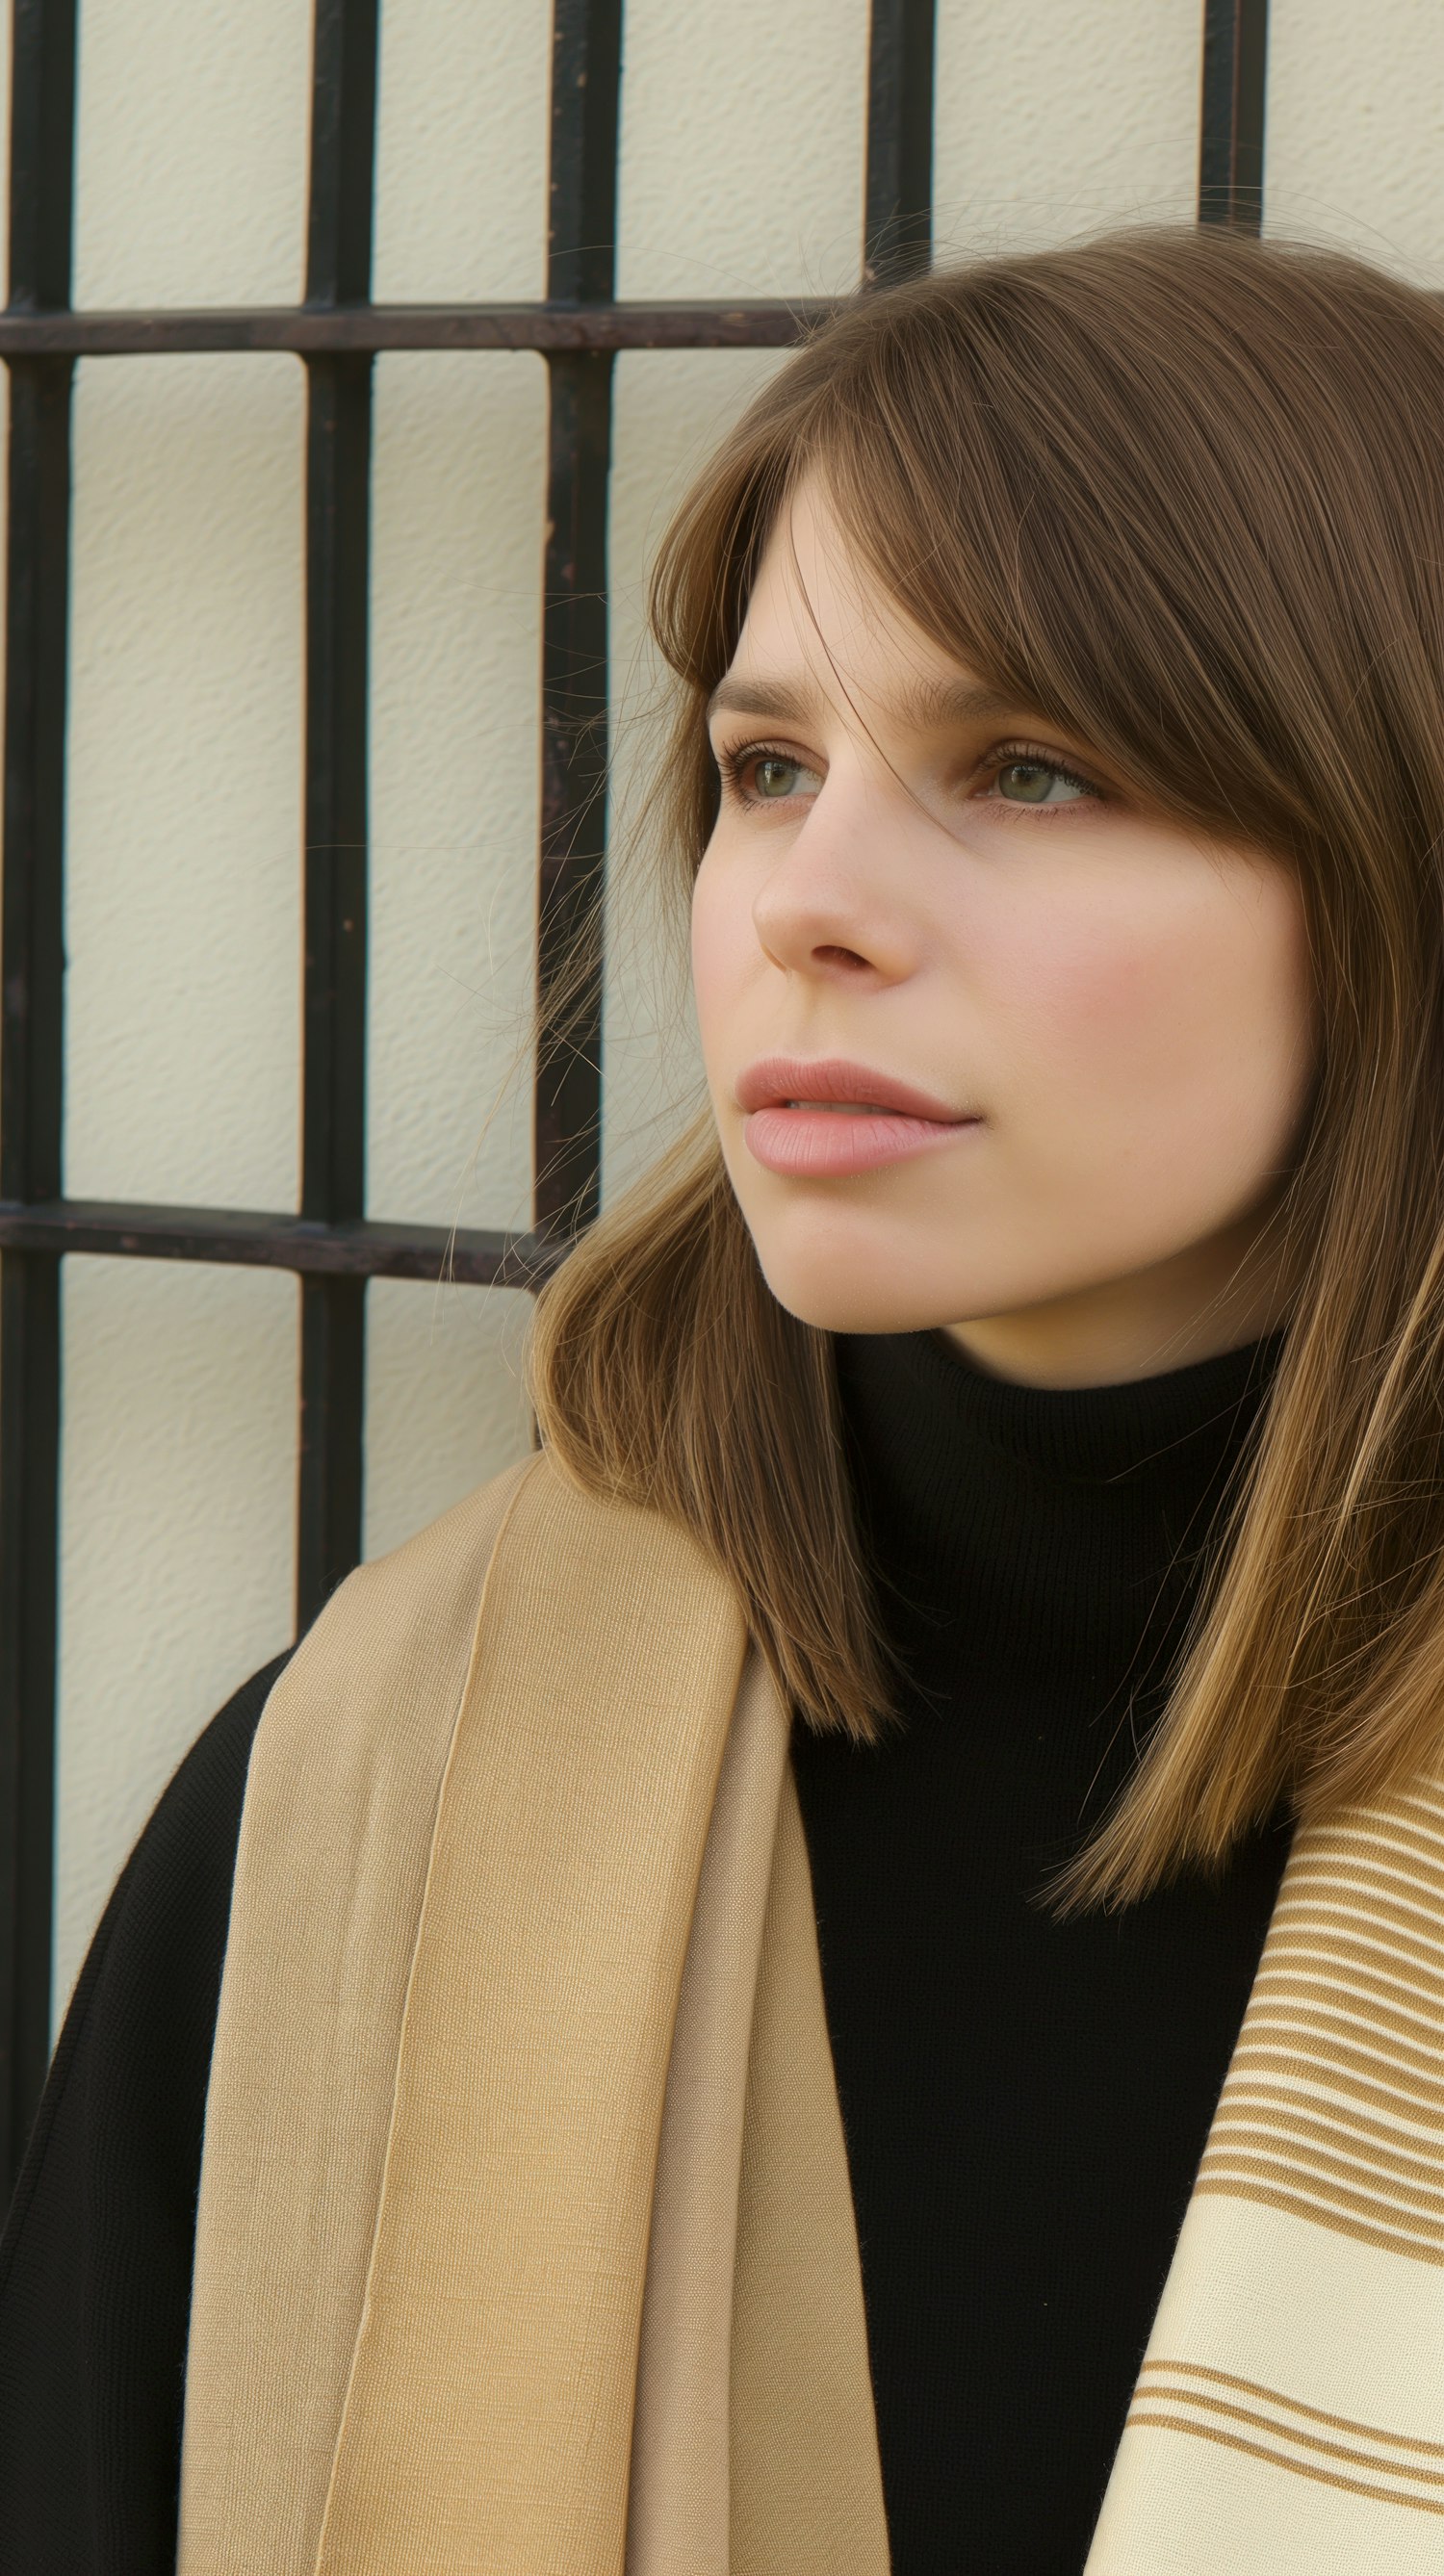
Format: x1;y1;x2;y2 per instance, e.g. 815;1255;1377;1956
713;736;1107;811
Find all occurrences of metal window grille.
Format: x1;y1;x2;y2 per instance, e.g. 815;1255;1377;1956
0;0;1270;2198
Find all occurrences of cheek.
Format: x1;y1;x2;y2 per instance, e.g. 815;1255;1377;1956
1003;871;1316;1177
690;856;756;1067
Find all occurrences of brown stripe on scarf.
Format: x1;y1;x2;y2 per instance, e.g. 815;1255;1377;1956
1129;2362;1444;2516
1197;1781;1444;2266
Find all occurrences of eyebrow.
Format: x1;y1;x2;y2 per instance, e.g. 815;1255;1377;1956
703;670;1026;735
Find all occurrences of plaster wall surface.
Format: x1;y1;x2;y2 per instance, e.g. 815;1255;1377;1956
44;0;1444;2016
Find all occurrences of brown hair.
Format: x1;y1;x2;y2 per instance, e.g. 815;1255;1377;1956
528;222;1444;1905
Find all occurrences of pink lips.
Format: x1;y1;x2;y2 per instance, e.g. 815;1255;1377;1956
735;1055;982;1179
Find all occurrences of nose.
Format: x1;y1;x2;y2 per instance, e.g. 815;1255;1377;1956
750;774;920;988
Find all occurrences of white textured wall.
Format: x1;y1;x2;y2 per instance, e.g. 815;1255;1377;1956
935;0;1201;247
1266;0;1444;280
43;0;1444;2018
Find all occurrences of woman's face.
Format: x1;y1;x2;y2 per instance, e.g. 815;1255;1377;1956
691;476;1321;1388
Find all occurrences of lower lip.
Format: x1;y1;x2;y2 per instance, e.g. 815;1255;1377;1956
743;1106;982;1178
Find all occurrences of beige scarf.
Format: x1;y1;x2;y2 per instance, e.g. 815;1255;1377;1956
176;1450;1444;2573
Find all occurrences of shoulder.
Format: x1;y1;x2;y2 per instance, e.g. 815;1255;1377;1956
284;1447;541;1697
222;1450;752;1964
32;1648;291;2144
219;1449;558;2017
229;1443;746;1945
241;1448;543;1800
3;1648;291;2258
251;1445;735;1781
0;1652;296;2569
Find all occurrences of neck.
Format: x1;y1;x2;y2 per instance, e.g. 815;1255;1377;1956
836;1323;1288;1706
940;1212;1300;1392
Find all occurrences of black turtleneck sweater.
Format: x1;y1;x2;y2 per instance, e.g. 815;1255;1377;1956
791;1326;1295;2576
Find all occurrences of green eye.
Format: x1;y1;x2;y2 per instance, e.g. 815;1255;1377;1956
715;742;824;806
995;759;1088;805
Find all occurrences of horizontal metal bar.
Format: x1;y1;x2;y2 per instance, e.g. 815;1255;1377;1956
0;297;834;359
0;1198;564;1286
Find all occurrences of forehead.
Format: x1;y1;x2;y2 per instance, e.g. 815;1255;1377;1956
737;476;920;661
715;477;1014;736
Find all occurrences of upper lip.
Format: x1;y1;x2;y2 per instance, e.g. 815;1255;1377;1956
735;1055;978;1121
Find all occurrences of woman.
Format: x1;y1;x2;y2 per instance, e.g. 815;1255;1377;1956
5;219;1444;2575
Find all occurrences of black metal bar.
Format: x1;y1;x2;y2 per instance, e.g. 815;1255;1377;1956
297;0;378;1629
534;0;623;1237
0;0;78;2202
0;297;834;357
1199;0;1269;231
864;0;937;287
0;1200;562;1287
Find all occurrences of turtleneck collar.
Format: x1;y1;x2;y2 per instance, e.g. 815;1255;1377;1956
835;1324;1288;1707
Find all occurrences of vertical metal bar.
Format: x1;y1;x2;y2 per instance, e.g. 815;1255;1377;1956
534;0;622;1239
0;0;78;2196
1199;0;1269;231
297;0;377;1627
864;0;937;289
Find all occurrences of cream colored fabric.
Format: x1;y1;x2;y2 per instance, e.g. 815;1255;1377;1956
1088;1773;1444;2569
177;1452;539;2575
624;1669;891;2576
624;1647;791;2576
309;1456;749;2574
177;1449;887;2576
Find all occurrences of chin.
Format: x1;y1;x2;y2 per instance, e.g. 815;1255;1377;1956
750;1239;988;1339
